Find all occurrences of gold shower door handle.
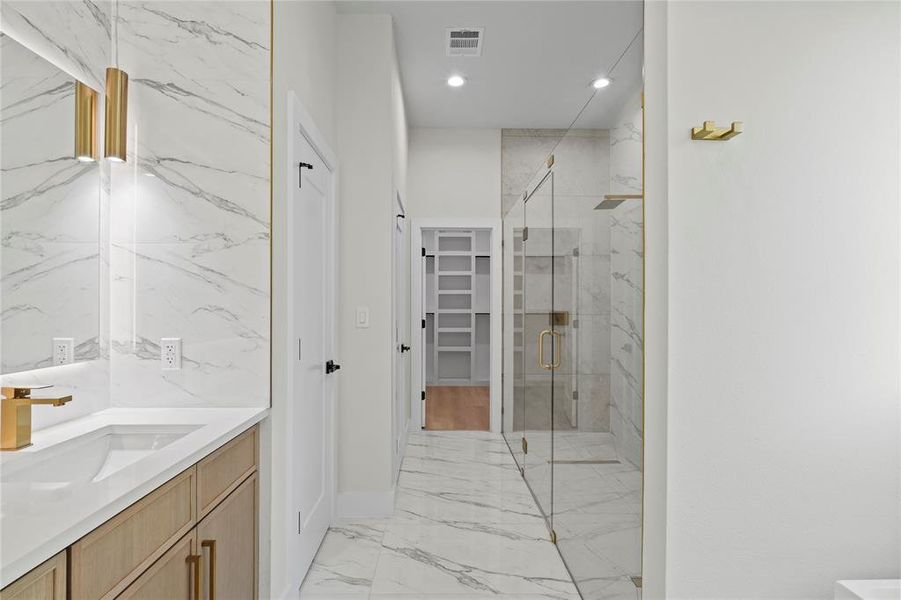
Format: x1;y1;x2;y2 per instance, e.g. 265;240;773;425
549;330;562;369
537;329;553;370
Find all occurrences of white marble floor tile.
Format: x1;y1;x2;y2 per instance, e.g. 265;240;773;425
300;521;388;596
372;521;577;598
298;430;646;600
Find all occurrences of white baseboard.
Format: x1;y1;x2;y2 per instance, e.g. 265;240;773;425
336;488;396;519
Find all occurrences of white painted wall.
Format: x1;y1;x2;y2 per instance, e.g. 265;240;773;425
270;1;338;596
407;128;502;219
652;2;900;597
335;13;408;514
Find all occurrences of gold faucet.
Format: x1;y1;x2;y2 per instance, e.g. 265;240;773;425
1;385;72;451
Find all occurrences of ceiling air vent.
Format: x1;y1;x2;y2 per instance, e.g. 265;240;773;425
446;28;484;57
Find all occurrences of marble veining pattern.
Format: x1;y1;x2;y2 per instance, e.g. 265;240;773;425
109;1;270;408
608;92;643;470
0;32;102;374
300;431;580;599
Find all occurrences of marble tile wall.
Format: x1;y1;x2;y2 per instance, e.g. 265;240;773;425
0;1;112;428
109;1;270;408
1;0;270;421
608;92;643;469
1;34;101;373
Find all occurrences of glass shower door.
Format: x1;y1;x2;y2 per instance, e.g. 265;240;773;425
503;203;526;469
522;171;555;524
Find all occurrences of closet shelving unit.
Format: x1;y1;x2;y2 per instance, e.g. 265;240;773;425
423;229;491;386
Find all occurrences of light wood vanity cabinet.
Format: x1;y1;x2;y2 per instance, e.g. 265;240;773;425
70;469;197;599
197;474;258;600
2;424;259;600
0;552;66;600
117;533;198;600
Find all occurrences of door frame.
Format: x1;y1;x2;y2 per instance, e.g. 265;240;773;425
281;90;338;597
410;218;503;433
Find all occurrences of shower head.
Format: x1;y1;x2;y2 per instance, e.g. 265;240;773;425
594;194;643;210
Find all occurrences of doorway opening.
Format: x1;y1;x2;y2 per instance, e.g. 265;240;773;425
422;228;491;430
410;220;502;433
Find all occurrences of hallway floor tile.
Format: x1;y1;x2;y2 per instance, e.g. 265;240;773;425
300;431;579;599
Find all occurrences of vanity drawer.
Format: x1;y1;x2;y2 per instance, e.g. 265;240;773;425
0;551;66;600
196;426;258;518
70;468;197;599
116;532;197;600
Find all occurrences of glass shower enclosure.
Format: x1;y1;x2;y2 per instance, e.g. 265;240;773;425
501;95;644;600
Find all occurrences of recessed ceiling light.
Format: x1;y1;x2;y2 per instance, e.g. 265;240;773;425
592;77;612;89
447;75;466;88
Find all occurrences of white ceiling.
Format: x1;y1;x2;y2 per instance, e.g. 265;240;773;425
337;1;644;129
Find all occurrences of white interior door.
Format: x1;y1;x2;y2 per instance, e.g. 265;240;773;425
289;117;335;579
420;242;427;428
392;200;407;479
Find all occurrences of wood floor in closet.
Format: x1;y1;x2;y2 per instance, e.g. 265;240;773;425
425;386;490;431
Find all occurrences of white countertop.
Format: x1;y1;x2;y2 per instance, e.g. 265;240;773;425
0;407;268;587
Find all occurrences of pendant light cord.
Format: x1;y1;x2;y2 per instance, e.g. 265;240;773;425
113;0;119;67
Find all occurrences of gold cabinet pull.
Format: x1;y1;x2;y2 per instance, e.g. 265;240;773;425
549;330;562;369
186;554;202;600
537;329;553;370
201;539;217;600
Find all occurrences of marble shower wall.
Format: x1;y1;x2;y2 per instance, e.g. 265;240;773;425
109;1;270;408
608;91;643;469
0;1;112;427
501;129;611;432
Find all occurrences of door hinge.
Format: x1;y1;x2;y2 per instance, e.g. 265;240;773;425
572;318;579;329
521;437;528;454
550;529;557;544
421;247;426;257
421;390;426;401
572;390;579;400
522;227;529;242
572;247;580;257
421;318;426;329
298;162;313;188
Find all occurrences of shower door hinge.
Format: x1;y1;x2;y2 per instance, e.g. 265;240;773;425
521;436;528;454
422;318;426;329
550;529;557;544
421;247;426;257
572;247;580;257
522;227;529;241
421;390;426;401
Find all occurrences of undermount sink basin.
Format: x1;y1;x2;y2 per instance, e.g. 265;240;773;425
1;424;200;486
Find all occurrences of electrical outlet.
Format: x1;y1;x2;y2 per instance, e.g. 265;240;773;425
161;338;182;370
52;338;74;366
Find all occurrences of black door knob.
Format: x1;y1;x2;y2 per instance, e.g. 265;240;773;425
325;360;341;374
400;344;411;353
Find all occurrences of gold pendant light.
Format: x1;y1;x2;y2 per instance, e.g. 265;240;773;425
104;67;128;161
74;82;98;161
104;0;128;162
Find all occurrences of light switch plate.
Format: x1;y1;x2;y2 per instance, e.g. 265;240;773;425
355;306;370;328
